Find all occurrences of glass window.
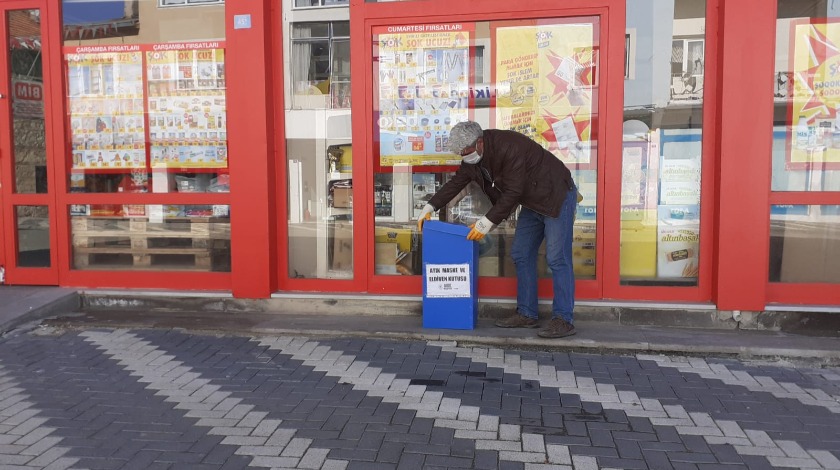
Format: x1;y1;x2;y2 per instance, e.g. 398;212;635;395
62;0;228;194
290;22;351;109
8;10;47;195
294;0;349;8
160;0;223;7
772;1;840;192
371;19;599;280
16;206;50;268
285;21;353;280
70;204;231;271
770;205;840;283
619;0;705;286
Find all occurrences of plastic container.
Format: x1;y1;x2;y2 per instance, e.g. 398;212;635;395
421;221;478;329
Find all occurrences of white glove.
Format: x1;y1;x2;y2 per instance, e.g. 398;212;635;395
467;216;495;241
417;204;435;231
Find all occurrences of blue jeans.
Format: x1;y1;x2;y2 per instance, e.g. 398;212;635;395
510;187;577;324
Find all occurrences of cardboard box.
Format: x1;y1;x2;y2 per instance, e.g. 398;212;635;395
619;219;657;278
333;187;353;208
780;220;840;282
574;259;596;277
375;242;399;274
331;222;353;271
374;226;415;253
478;257;501;277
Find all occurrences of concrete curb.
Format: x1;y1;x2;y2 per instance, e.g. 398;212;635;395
44;313;840;364
78;292;840;336
1;289;80;335
234;328;840;361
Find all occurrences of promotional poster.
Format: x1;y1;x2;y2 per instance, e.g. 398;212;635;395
494;20;598;168
788;19;840;169
375;24;473;167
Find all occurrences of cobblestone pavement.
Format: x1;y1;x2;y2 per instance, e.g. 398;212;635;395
0;328;839;469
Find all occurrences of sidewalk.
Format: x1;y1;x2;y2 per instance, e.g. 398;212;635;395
0;286;79;335
46;305;840;363
3;286;840;362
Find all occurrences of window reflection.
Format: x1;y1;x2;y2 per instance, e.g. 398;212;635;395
619;0;705;286
16;206;51;268
770;205;840;283
772;0;840;192
291;22;351;109
9;10;47;195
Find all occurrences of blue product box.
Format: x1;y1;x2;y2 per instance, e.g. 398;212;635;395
422;221;478;329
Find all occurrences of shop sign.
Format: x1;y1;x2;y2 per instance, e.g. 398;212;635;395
12;78;43;119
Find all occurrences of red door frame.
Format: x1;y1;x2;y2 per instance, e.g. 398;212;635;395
0;0;60;285
715;0;840;309
763;3;840;307
601;0;720;303
349;0;622;300
3;0;280;294
269;0;836;309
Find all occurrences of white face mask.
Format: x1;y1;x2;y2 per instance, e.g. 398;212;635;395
462;151;481;164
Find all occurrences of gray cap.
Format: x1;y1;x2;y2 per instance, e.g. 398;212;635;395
448;121;483;154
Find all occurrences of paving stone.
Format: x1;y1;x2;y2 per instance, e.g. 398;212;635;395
3;330;840;470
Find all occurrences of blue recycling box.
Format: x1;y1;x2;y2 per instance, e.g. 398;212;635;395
422;221;479;329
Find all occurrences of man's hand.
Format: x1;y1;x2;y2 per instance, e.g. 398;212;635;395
467;216;495;241
417;204;435;231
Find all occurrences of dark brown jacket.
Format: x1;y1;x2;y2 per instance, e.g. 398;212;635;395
429;129;575;224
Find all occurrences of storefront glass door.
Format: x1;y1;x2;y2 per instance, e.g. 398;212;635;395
355;2;620;300
0;1;59;284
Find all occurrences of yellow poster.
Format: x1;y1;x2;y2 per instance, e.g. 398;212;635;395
495;21;597;168
789;20;840;168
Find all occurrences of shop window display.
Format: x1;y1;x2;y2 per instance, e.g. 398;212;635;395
372;19;599;279
62;0;228;272
70;204;231;271
619;0;706;286
769;0;840;284
62;0;227;196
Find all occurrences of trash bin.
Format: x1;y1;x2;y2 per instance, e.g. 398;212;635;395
422;221;478;329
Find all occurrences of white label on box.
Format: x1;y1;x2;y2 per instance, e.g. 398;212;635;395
425;263;471;298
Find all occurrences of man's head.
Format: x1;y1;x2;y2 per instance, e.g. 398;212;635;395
448;121;484;158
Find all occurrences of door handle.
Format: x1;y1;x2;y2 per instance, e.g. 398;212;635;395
0;93;5;98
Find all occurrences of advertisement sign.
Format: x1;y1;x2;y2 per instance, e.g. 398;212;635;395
494;19;598;168
146;47;227;169
656;205;700;279
788;20;840;169
374;24;473;167
63;42;227;170
65;49;147;169
425;263;471;298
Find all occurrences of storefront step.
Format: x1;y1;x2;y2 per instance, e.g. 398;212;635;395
75;291;840;337
0;287;80;335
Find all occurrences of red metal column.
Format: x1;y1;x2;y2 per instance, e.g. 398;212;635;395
227;0;276;298
714;0;775;310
